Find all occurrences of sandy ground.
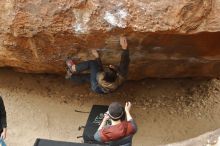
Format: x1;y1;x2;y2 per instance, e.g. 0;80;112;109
0;68;220;146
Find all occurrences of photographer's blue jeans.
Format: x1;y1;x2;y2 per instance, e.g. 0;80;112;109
71;60;104;94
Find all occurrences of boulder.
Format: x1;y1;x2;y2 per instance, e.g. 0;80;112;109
163;128;220;146
0;0;220;79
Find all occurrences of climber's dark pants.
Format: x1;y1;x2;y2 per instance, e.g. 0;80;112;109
71;60;104;94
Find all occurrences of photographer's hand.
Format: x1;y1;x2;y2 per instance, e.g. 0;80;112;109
125;102;132;121
98;113;110;130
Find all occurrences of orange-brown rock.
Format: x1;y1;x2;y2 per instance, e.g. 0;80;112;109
0;0;220;79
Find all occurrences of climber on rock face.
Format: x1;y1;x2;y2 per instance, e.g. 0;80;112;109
65;36;130;94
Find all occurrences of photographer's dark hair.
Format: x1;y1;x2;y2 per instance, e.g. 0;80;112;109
104;68;117;82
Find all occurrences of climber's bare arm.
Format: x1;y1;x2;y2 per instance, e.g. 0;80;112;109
119;36;130;77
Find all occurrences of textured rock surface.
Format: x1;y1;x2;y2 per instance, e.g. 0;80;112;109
164;129;220;146
0;0;220;79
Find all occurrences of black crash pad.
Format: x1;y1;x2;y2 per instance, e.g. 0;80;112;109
83;105;109;144
34;138;103;146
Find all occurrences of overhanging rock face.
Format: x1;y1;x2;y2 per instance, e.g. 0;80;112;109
0;0;220;79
